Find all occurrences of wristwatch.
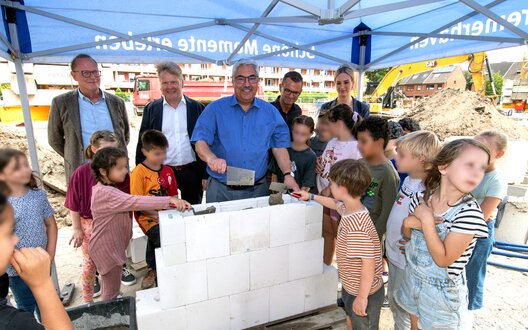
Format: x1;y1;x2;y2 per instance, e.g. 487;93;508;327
283;172;295;178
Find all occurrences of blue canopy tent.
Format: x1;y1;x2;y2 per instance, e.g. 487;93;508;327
1;0;527;176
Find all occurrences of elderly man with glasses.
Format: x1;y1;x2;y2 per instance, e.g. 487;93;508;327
192;59;300;203
48;54;130;184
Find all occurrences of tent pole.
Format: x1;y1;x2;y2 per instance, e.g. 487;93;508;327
7;16;41;179
357;40;366;101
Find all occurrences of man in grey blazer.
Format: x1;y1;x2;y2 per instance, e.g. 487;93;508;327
48;54;130;184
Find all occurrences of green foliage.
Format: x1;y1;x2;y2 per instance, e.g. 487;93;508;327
0;83;11;99
264;90;330;103
365;68;390;83
464;71;473;91
114;88;132;102
486;72;503;96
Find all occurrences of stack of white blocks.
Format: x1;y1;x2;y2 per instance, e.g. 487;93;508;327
136;195;338;330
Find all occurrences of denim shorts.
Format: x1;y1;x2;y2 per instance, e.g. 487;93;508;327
395;270;468;330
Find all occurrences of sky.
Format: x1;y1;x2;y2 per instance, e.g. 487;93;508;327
487;45;527;63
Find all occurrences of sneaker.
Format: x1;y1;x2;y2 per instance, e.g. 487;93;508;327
382;295;390;309
141;269;157;289
382;272;389;284
93;277;101;298
121;267;136;286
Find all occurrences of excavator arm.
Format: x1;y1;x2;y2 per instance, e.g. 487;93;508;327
365;52;488;111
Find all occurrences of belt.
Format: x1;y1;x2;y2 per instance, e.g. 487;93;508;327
222;176;267;190
171;162;197;171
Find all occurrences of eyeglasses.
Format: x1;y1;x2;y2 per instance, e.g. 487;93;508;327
73;70;102;78
283;88;301;97
234;75;259;84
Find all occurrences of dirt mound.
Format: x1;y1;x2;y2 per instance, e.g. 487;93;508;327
0;128;70;227
408;88;528;140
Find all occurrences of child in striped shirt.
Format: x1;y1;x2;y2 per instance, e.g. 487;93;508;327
397;139;489;330
296;159;384;330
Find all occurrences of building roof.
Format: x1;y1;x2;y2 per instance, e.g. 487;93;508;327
503;62;522;81
399;70;433;85
423;65;458;84
489;62;514;77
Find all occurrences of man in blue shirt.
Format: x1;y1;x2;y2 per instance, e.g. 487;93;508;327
192;59;300;202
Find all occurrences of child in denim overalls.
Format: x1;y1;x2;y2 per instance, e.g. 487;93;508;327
396;139;490;330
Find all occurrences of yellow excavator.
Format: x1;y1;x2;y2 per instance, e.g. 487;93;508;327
365;52;490;113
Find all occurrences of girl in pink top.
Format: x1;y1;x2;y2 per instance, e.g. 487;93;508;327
316;104;362;266
88;147;190;300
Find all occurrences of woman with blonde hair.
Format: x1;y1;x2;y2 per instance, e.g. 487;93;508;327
320;64;370;118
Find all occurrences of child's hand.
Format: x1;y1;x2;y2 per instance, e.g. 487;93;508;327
398;238;408;254
170;197;192;211
10;247;51;290
292;190;310;201
69;228;84;248
413;199;434;223
352;296;368;316
316;157;324;174
402;215;422;231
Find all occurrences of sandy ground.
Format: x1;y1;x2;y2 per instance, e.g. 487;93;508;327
3;102;528;329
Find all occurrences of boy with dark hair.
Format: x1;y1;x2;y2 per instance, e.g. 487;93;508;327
355;116;400;240
397;117;421;135
130;129;178;289
295;159;384;330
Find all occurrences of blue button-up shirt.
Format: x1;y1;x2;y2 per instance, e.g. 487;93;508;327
78;89;114;149
191;95;290;183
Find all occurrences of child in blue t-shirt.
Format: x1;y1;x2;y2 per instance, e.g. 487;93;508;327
466;130;508;314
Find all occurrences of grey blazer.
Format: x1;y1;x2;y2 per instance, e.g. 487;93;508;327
48;89;130;184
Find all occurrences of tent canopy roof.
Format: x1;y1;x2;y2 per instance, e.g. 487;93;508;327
1;0;527;70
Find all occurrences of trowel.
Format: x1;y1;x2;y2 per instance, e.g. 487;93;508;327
227;166;255;186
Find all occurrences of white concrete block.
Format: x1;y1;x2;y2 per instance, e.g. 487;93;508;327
161;243;186;266
305;202;324;224
229;287;270;330
186;213;230;261
269;203;305;247
207;254;250;299
159;210;186;247
269;279;305;321
186;297;230;330
256;196;270;208
155;249;208;309
305;222;323;241
219;198;258;212
304;266;339;311
136;288;187;330
127;226;148;263
249;246;289;290
289;238;324;281
230;208;270;254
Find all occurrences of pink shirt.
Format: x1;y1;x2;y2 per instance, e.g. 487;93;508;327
316;138;362;192
88;183;171;274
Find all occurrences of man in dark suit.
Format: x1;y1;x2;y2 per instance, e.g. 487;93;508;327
48;54;130;184
136;62;206;205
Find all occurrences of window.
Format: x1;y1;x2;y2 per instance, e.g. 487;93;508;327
407;85;414;91
437;85;442;90
136;79;150;91
265;79;274;86
417;85;422;91
426;85;434;90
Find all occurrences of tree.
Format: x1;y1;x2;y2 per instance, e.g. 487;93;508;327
365;68;390;83
464;71;473;91
486;72;503;96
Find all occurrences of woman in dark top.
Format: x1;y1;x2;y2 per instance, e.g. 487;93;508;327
320;64;370;119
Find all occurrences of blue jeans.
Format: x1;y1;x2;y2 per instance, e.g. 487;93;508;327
466;219;495;310
8;276;40;320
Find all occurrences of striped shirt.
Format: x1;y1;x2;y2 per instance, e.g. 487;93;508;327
409;193;488;279
336;203;383;296
89;183;171;275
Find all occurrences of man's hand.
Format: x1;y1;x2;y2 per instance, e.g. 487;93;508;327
352;296;368;317
284;175;300;192
170;197;192;211
207;157;227;174
69;228;84;248
10;247;51;290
